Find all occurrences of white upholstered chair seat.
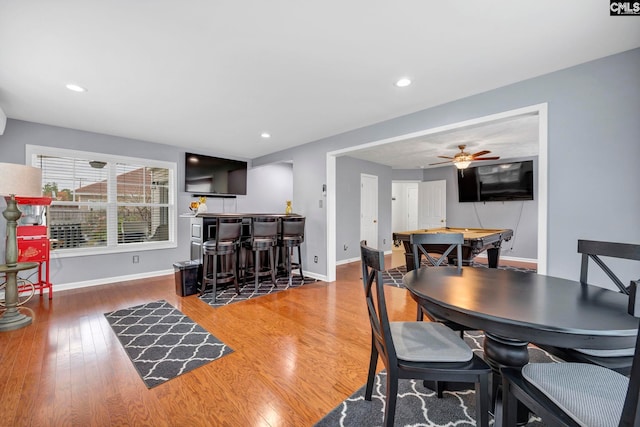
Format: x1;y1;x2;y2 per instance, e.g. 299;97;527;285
522;362;629;427
389;321;473;363
574;347;635;357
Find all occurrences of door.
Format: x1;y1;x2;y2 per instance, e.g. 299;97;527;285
360;174;378;248
407;184;419;230
418;180;446;229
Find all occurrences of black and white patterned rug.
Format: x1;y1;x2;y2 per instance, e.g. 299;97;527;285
199;275;317;307
105;300;233;388
383;263;537;288
314;331;560;427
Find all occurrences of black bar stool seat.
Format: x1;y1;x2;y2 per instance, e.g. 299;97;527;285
278;216;305;282
243;216;278;292
200;217;242;301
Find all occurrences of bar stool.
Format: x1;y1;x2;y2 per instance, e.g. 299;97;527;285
200;217;242;301
278;216;305;283
243;216;278;292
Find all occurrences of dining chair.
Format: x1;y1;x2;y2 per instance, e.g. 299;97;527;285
538;239;640;374
497;279;640;427
359;240;491;427
409;233;468;336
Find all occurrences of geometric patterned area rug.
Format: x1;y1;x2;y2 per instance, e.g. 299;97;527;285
382;262;537;288
314;331;558;427
199;275;318;307
104;300;233;388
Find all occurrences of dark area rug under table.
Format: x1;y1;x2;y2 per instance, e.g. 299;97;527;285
105;299;233;388
383;262;537;288
199;275;317;307
314;331;559;427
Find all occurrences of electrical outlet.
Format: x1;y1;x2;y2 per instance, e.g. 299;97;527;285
314;256;318;263
319;199;323;208
383;238;386;244
132;255;139;264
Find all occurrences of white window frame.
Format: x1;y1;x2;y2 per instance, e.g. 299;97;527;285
26;145;178;258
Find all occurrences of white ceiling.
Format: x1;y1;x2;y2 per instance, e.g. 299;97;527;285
0;1;638;161
346;112;540;169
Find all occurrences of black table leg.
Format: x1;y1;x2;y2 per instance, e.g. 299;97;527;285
483;333;531;425
487;247;500;268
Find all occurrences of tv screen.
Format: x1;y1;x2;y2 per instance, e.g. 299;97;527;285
458;160;534;202
185;152;247;196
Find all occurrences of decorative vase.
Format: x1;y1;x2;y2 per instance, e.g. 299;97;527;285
285;200;292;215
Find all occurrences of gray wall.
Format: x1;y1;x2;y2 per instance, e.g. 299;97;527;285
421;156;538;260
254;48;640;289
0;120;292;285
336;156;392;262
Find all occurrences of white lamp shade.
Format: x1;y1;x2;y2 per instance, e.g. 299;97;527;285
0;162;42;197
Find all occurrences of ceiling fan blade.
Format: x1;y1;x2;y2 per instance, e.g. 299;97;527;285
429;160;454;165
473;156;500;161
471;150;491;157
437;155;454;159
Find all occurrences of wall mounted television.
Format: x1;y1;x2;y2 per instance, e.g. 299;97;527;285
185;152;247;196
457;160;534;202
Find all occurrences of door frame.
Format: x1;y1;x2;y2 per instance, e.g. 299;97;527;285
326;103;548;282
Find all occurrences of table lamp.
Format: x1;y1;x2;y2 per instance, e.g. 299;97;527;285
0;162;42;331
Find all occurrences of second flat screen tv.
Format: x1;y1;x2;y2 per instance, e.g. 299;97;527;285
185;152;247;196
458;160;534;202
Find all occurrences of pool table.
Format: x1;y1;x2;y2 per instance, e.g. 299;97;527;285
392;227;513;270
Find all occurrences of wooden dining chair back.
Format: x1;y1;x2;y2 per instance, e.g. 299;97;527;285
359;240;491;427
410;232;463;273
410;233;465;330
578;239;640;294
538;239;640;374
498;280;640;427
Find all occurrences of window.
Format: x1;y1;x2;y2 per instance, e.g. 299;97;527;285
26;145;177;256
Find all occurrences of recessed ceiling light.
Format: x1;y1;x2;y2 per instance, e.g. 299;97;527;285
395;78;412;88
66;83;87;93
260;132;271;139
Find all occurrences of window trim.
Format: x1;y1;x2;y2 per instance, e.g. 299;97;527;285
26;144;178;258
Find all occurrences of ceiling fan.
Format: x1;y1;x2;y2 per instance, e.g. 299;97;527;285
429;144;500;169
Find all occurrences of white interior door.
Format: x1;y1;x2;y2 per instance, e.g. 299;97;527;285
407;184;419;230
360;173;378;248
418;180;446;229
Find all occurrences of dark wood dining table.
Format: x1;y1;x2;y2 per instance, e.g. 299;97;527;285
403;266;639;423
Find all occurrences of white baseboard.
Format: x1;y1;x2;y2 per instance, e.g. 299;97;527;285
475;254;538;264
52;269;175;293
336;256;360;266
302;271;328;282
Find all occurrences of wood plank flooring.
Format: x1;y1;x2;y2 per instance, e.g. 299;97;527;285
0;251;534;427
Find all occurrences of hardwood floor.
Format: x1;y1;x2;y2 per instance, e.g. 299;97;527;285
0;253;409;427
0;251;533;427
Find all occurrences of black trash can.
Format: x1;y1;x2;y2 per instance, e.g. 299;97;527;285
173;261;201;297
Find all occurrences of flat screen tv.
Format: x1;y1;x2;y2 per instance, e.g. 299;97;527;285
185;152;247;196
457;160;534;202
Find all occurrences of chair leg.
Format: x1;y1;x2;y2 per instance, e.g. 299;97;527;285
416;305;423;321
297;245;304;280
254;249;260;292
286;247;292;284
200;254;208;295
212;253;218;302
475;374;490;427
384;371;398;427
269;247;276;284
232;250;240;294
365;335;378;401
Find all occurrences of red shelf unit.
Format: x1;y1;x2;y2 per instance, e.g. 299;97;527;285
15;196;53;299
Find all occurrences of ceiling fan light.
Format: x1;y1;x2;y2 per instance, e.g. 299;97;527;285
454;160;471;169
